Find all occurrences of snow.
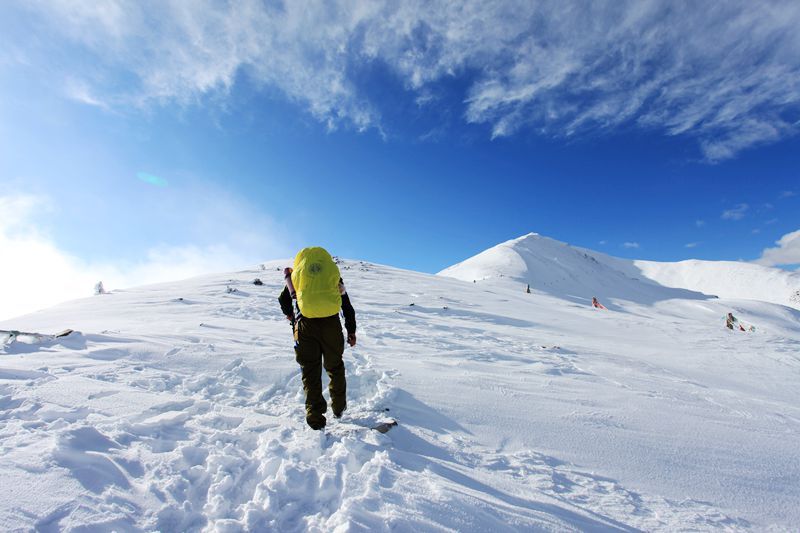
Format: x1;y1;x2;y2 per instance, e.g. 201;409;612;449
626;258;799;309
1;239;799;531
440;232;800;310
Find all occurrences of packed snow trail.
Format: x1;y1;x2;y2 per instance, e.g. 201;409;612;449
1;257;799;530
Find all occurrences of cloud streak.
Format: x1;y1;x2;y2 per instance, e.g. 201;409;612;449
721;204;749;221
755;229;800;267
9;0;800;160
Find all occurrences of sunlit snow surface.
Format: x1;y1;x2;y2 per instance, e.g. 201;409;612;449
2;245;799;530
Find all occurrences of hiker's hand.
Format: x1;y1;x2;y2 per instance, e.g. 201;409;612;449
285;314;294;323
347;333;357;347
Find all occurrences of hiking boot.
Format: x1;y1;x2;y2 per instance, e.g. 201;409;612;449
333;407;345;419
306;414;326;430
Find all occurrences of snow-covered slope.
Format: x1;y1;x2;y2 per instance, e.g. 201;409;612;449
591;252;800;310
438;233;707;308
440;232;800;310
2;256;800;531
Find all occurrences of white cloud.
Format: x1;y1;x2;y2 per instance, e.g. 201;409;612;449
10;0;800;159
0;192;291;322
0;194;99;321
685;242;700;248
0;194;50;232
696;219;706;228
64;78;110;110
780;190;797;198
622;242;640;249
755;229;800;267
721;203;749;220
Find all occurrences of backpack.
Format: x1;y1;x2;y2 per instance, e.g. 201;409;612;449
291;247;342;318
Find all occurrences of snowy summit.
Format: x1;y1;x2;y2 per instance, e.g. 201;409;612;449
1;236;799;531
440;232;800;310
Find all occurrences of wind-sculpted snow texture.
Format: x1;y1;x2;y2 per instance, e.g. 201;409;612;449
1;250;799;530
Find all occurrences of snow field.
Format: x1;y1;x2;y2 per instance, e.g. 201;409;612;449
0;265;396;531
1;250;799;531
442;233;800;310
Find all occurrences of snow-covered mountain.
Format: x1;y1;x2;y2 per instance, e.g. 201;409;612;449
1;249;799;531
439;232;800;310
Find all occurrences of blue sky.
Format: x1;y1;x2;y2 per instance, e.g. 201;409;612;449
1;1;799;319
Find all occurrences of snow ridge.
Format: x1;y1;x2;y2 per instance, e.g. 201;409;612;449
440;233;800;310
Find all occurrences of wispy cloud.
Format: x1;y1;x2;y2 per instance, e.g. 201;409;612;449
721;203;749;220
695;219;706;228
685;242;700;248
64;77;110;110
755;229;800;267
622;242;640;249
779;190;797;198
8;1;800;160
0;191;291;321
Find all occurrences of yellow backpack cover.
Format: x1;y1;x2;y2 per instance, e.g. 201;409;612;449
291;247;342;318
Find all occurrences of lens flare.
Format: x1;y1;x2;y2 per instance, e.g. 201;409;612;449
136;172;168;187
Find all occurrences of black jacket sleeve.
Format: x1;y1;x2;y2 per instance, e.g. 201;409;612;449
278;286;294;319
341;292;356;335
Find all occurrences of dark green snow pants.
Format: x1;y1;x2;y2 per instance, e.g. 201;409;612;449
294;314;347;429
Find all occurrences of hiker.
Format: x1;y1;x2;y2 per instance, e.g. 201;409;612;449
726;312;752;331
526;283;531;294
278;247;356;430
592;297;606;310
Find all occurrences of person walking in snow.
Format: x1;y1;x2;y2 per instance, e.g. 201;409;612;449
725;312;751;331
592;297;606;310
278;247;356;430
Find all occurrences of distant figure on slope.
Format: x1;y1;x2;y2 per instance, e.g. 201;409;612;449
526;283;531;294
726;312;753;332
278;247;357;430
592;297;607;310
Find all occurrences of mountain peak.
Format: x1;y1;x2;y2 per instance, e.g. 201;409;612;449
437;233;694;306
439;234;800;309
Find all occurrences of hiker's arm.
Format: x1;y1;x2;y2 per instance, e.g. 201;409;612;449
341;293;356;335
278;286;294;321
